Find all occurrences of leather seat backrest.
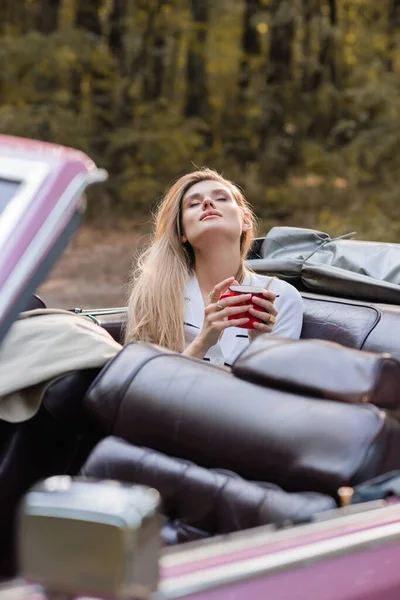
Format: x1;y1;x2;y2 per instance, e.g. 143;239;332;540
94;293;400;357
84;343;400;496
81;436;335;544
301;295;380;349
302;294;400;359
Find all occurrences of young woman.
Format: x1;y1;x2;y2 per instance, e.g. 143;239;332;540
125;168;303;367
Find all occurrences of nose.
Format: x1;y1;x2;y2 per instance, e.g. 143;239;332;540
202;197;216;210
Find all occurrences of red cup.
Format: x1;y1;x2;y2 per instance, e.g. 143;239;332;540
220;285;266;329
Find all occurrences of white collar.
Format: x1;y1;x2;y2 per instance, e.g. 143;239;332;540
184;275;205;330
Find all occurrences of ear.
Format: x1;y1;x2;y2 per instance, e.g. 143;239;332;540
181;234;188;244
242;211;252;233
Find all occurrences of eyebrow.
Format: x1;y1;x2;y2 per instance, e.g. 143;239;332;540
184;188;230;203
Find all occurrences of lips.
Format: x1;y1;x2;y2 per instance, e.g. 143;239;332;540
200;210;222;221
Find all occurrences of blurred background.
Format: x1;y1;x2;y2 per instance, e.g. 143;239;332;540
1;0;400;306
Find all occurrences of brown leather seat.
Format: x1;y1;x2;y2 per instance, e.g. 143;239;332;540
232;336;400;413
84;343;400;497
301;293;400;358
81;436;336;544
95;292;400;359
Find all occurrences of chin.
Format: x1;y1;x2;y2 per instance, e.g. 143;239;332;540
189;225;242;248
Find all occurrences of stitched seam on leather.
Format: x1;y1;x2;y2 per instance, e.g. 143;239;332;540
360;309;381;350
84;355;126;434
215;475;242;533
353;426;388;485
110;350;167;433
176;462;196;524
372;361;385;405
371;358;397;406
253;486;272;525
85;353;119;403
303;295;381;349
112;350;233;433
351;409;386;483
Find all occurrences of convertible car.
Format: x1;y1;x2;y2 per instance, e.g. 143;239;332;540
2;134;400;599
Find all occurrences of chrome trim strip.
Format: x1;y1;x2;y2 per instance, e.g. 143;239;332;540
160;521;400;598
0;169;107;319
75;307;128;316
161;502;400;568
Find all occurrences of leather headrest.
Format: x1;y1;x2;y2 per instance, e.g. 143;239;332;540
233;336;400;414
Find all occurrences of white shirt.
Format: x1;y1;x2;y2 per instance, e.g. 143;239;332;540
184;272;303;367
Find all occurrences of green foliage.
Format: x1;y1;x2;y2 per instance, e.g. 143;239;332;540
107;107;208;211
1;0;400;240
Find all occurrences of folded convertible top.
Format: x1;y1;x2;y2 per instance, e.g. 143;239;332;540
246;227;400;305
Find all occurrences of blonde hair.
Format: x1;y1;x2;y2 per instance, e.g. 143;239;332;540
125;168;257;351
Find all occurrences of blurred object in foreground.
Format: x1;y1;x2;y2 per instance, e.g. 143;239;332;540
18;477;162;600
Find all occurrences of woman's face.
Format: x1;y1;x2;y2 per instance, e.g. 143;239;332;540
180;179;250;249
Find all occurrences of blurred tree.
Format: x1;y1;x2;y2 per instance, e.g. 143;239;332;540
1;0;400;240
301;0;318;93
108;0;126;60
258;0;295;181
387;0;400;71
185;0;210;121
37;0;61;34
143;0;170;101
75;0;114;156
238;0;262;98
76;0;102;35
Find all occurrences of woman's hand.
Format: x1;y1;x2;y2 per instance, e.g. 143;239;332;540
184;277;251;359
248;290;279;342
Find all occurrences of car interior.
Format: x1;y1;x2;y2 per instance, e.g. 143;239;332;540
2;135;400;587
1;271;400;578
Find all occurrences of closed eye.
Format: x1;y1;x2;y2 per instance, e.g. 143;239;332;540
216;197;227;201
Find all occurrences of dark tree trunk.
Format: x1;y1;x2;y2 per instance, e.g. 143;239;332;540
144;32;166;100
2;0;29;34
108;0;126;59
143;0;169;102
259;0;295;152
302;0;337;91
386;0;400;71
76;0;102;36
116;2;158;122
37;0;60;34
301;0;315;92
76;0;112;152
319;0;337;85
184;0;210;120
165;28;182;102
329;0;337;26
0;0;5;34
266;0;294;86
238;0;262;96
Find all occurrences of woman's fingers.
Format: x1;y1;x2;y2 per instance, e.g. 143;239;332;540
249;307;278;324
214;277;235;295
252;320;274;332
208;276;242;304
262;290;277;301
251;296;278;316
205;293;252;314
210;304;252;321
219;317;250;329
